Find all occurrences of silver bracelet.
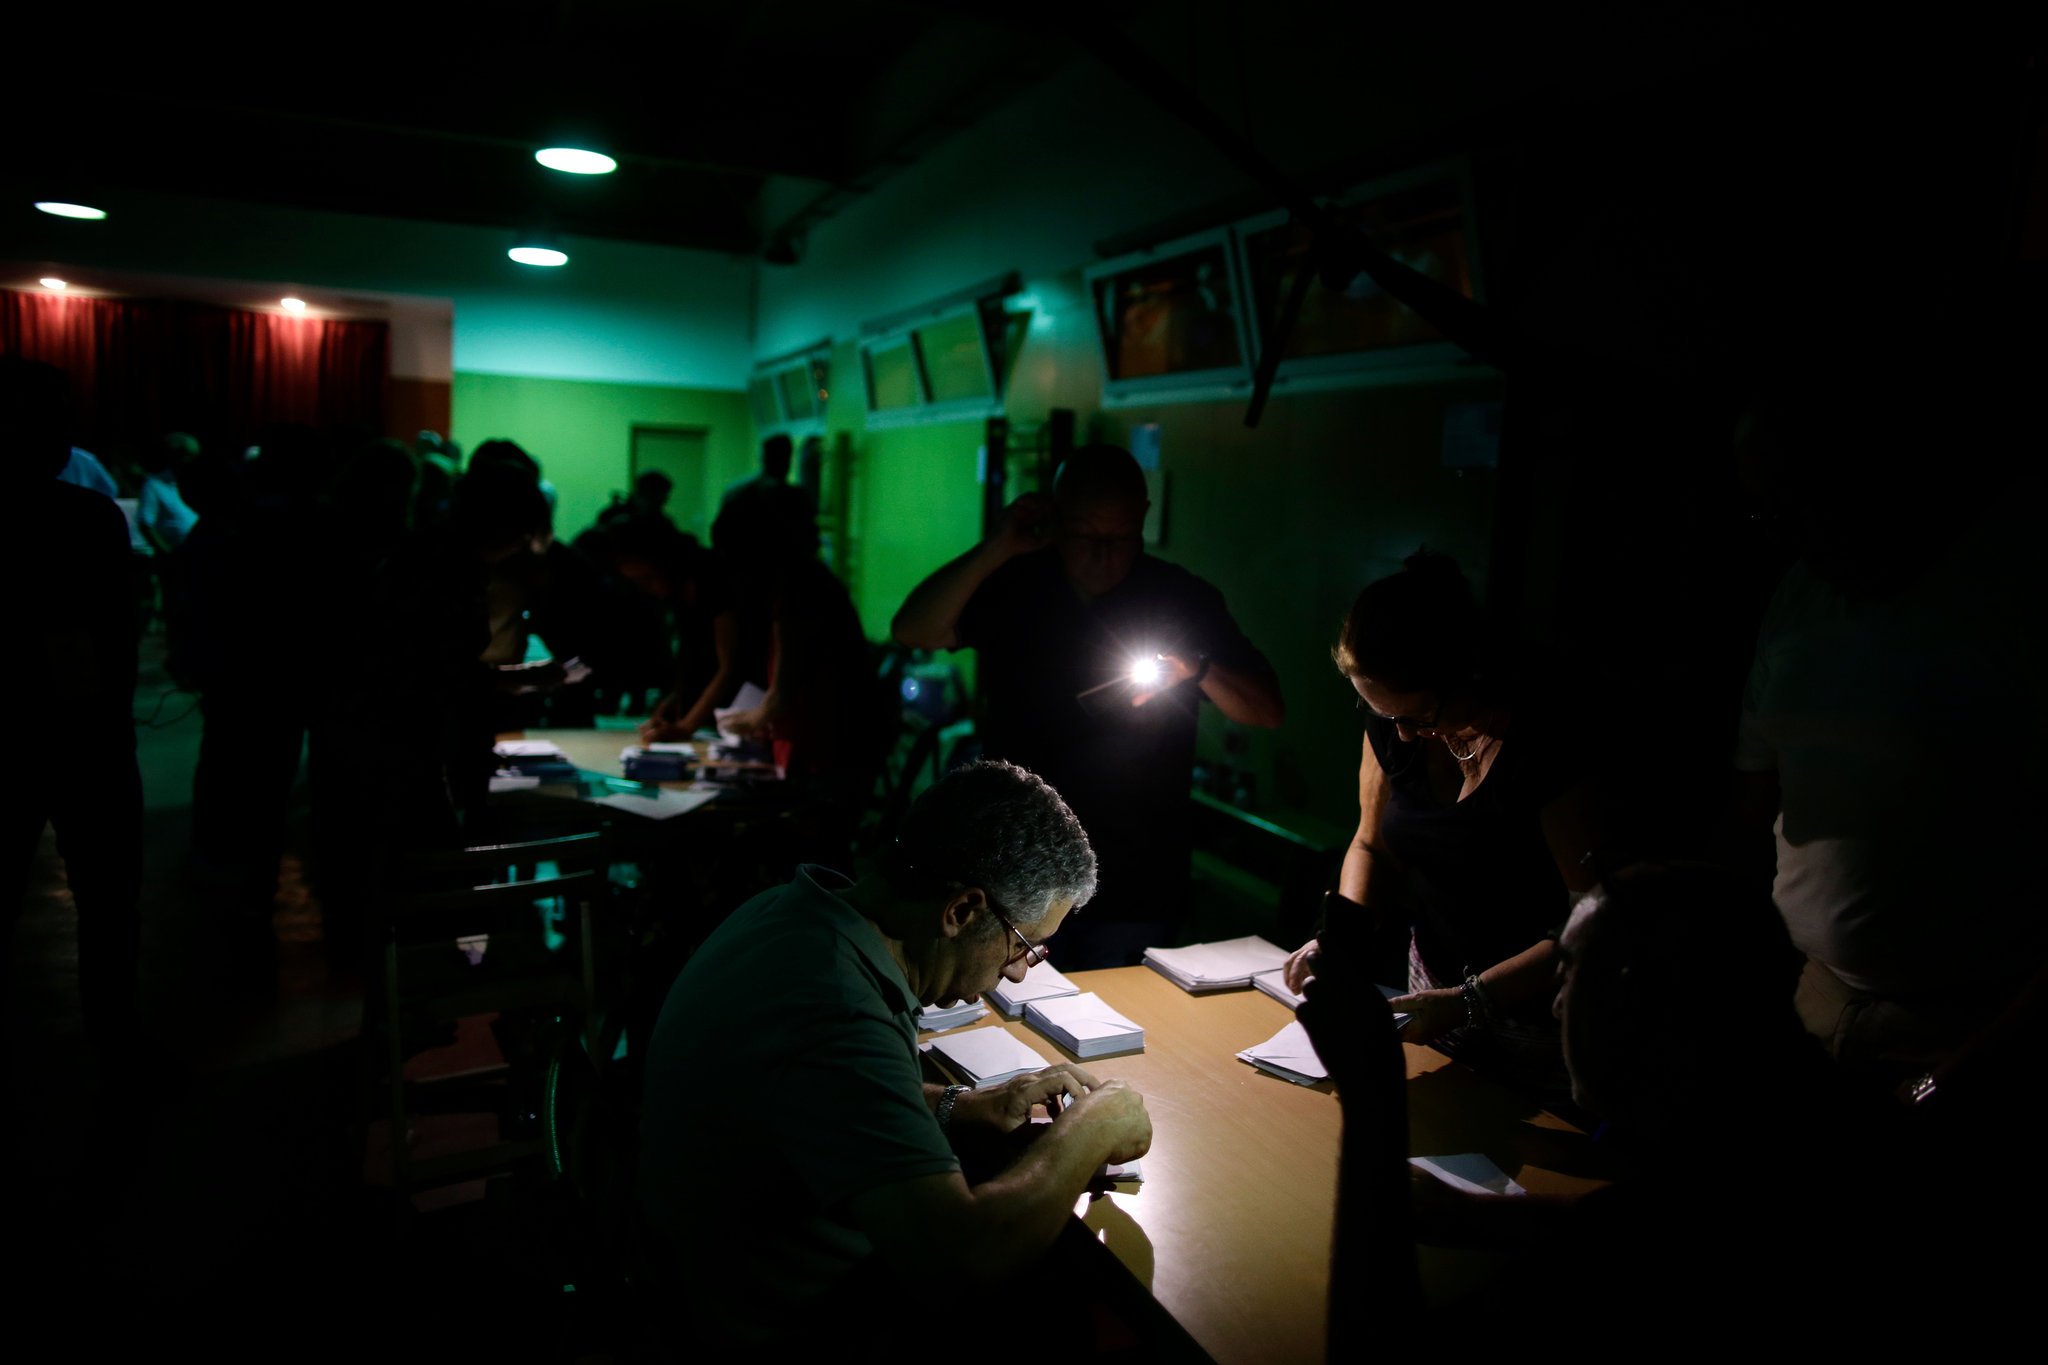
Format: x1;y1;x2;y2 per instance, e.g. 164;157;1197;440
1460;974;1494;1031
936;1083;970;1128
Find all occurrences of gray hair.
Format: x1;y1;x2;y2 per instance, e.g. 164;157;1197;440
893;760;1096;926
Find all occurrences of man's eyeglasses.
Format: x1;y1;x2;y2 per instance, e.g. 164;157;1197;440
985;896;1052;970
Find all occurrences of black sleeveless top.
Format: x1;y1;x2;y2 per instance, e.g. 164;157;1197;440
1363;689;1582;991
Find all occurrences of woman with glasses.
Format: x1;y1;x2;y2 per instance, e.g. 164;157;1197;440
1283;550;1604;1095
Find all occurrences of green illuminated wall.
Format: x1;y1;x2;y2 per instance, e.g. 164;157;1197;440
451;372;756;547
797;267;1502;825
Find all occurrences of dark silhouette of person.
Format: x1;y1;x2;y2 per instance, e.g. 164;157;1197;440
183;424;336;967
713;433;816;574
2;357;144;1054
604;517;749;742
1379;862;1941;1340
894;444;1283;968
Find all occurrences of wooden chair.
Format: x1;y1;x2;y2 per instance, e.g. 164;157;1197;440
379;828;608;1191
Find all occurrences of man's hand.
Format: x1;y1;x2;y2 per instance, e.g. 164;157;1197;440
1057;1076;1152;1164
990;493;1053;560
1130;651;1200;707
1282;938;1321;993
1386;987;1463;1045
953;1063;1102;1133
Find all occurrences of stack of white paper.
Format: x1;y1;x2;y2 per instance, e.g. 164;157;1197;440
1143;936;1290;993
1236;1020;1329;1086
1250;970;1413;1030
924;1030;1050;1089
1410;1154;1526;1196
1251;968;1304;1008
1024;992;1145;1060
986;961;1081;1018
916;1000;989;1032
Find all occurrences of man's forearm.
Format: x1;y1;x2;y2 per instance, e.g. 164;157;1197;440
956;1120;1118;1275
892;541;1008;650
1198;658;1284;728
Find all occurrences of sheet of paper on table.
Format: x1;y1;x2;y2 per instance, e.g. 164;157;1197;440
916;1000;989;1032
923;1029;1052;1089
1024;992;1145;1059
1144;936;1290;993
1410;1154;1526;1197
584;785;721;820
1236;1019;1329;1085
488;774;542;793
987;960;1082;1018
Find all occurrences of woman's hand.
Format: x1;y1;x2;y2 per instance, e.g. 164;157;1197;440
1387;986;1465;1045
722;706;769;739
639;692;686;743
1282;938;1321;993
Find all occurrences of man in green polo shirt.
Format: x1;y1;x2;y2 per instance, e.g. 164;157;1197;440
640;759;1152;1348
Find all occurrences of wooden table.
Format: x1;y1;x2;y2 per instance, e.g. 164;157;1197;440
943;967;1607;1365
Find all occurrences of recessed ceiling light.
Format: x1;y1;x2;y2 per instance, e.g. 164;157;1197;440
509;246;569;267
40;277;67;291
280;296;307;313
535;147;617;175
34;201;108;221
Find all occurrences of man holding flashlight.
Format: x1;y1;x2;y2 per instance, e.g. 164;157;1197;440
894;444;1282;967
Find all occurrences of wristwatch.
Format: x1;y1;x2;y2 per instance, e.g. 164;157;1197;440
936;1083;971;1128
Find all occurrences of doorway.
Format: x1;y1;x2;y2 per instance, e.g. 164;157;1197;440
630;425;709;540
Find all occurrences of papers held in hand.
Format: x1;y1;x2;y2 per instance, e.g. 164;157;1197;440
916;999;990;1033
1023;992;1145;1060
1143;936;1291;993
924;1029;1052;1089
1237;1020;1329;1086
986;960;1082;1018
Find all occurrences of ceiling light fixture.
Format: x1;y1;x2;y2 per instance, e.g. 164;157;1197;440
535;147;617;175
40;277;67;291
281;296;307;313
34;201;108;221
509;243;569;267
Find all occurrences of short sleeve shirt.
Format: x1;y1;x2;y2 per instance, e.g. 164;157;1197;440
639;868;958;1337
956;549;1270;898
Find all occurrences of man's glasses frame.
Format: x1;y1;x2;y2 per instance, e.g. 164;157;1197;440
985;895;1051;970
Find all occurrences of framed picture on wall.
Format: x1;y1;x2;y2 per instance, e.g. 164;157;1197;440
1235;160;1485;391
1084;226;1258;408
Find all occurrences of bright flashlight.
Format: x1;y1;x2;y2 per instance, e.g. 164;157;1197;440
1129;655;1164;687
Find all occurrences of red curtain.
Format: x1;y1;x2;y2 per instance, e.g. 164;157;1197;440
0;287;388;465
